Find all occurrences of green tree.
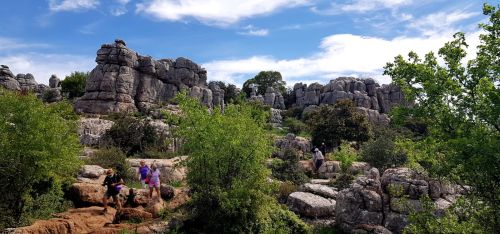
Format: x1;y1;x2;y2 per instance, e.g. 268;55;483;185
384;4;499;231
242;71;286;97
306;99;372;148
172;92;309;233
0;90;82;228
61;71;88;99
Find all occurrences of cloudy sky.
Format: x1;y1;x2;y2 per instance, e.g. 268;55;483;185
0;0;491;86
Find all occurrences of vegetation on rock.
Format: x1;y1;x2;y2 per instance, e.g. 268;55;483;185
61;71;88;99
242;71;287;97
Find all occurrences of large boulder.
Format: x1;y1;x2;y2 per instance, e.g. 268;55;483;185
299;183;338;199
0;65;20;90
287;192;336;218
78;165;105;179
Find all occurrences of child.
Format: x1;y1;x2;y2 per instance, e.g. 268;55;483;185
124;188;138;208
137;160;150;189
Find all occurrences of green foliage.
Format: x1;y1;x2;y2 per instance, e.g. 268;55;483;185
270;149;308;185
85;147;133;180
384;4;500;230
332;173;355;191
283;106;303;120
242;71;286;97
283;117;308;135
360;128;407;171
0;90;82;228
41;89;60;103
331;142;358;173
61;71;88;99
208;81;240;104
404;196;486;234
283;87;296;108
275;181;297;203
306;99;372;148
173;92;307;233
104;115;166;156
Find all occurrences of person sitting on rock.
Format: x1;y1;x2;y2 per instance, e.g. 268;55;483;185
124;188;139;208
312;148;324;172
148;164;161;199
102;169;124;214
137;160;150;189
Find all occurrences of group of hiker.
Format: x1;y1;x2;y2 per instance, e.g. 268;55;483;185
101;160;161;214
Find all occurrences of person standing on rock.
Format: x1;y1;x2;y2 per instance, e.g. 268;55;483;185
313;148;324;172
148;164;161;199
137;160;150;189
102;169;124;214
320;142;327;156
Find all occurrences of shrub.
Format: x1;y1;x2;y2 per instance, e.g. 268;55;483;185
283;106;303;120
173;92;307;233
85;147;134;180
0;90;81;228
103;116;165;156
275;181;297;203
283;117;308;135
306;99;372;149
270;149;308;185
360;128;407;171
61;71;88;99
331;142;358;173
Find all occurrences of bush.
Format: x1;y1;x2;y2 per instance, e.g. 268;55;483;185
61;71;88;99
275;181;297;203
283;106;303;120
0;90;82;228
331;142;358;173
173;92;307;233
103;116;165;156
360;128;407;171
283;117;308;135
270;149;308;185
85;147;134;180
306;99;372;148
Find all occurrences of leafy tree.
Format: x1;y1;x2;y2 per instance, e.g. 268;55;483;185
360;127;407;171
0;90;82;228
242;71;286;97
270;148;308;185
208;80;240;104
172;92;309;233
61;71;88;99
384;4;499;231
306;99;372;148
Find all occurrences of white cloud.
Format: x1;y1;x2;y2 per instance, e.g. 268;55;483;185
312;0;413;15
49;0;100;12
0;53;95;85
0;37;50;51
135;0;312;26
204;30;482;86
110;0;130;16
238;25;269;36
409;10;480;36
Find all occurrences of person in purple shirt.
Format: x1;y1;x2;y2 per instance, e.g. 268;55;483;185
137;160;150;189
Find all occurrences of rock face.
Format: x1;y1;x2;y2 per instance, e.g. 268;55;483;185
77;118;114;146
274;133;311;158
264;87;286;109
336;167;465;233
0;65;62;101
287;192;336;218
75;39;224;114
292;77;408;124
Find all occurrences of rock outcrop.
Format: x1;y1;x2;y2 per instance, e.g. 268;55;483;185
292;77;408;124
77;118;114;146
287;192;336;218
0;65;62;101
336;167;465;233
75;39;224;114
274;133;311;158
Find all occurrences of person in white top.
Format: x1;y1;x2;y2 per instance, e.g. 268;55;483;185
312;148;324;171
148;164;161;199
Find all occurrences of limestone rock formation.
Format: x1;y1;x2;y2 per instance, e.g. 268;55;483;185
0;65;20;90
49;74;61;88
77;118;114;146
0;65;62;101
292;77;408;124
299;183;338;199
287;192;336;218
264;87;286;109
274;133;311;158
336;167;465;233
75;39;223;114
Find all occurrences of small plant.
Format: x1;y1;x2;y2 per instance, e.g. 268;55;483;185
169;180;183;188
270;149;308;185
85;147;134;180
283;117;308;135
276;181;297;203
332;142;358;173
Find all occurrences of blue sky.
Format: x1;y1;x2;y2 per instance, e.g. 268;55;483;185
0;0;492;86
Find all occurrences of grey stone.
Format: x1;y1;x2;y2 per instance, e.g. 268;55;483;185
300;183;338;199
77;118;114;146
287;192;335;218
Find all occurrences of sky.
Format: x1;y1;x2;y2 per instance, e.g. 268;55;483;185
0;0;493;86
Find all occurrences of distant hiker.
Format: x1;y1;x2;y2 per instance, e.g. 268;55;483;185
102;169;124;214
313;148;324;171
124;188;139;208
148;164;161;199
138;160;150;189
320;142;327;156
